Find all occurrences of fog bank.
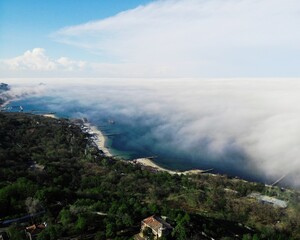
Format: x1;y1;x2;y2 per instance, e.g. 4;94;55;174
3;78;300;186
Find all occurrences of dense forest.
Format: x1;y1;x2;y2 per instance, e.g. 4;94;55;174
0;112;299;239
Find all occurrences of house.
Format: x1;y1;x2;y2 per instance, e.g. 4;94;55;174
139;215;173;239
25;222;47;240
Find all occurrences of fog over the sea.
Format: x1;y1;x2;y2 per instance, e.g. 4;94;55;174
4;78;300;187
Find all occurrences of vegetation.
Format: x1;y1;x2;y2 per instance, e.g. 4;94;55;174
0;112;299;239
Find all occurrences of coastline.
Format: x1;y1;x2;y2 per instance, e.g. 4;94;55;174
0;90;112;158
0;99;11;108
83;122;112;157
1;108;285;183
0;86;293;186
133;157;213;175
0;94;12;108
0;88;224;178
1;95;214;177
80;121;211;175
42;114;57;119
80;121;210;175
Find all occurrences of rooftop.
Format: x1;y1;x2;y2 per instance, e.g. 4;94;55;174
142;215;172;233
26;222;47;236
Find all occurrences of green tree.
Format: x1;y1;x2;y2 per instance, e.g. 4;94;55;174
106;222;116;238
59;208;72;227
252;234;260;240
172;223;187;240
242;234;252;240
75;215;88;233
36;225;62;240
172;213;190;240
8;225;26;240
95;231;106;240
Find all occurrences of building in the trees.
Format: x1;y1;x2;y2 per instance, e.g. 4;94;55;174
25;222;47;240
137;215;173;239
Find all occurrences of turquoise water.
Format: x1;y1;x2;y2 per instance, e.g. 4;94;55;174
6;95;269;183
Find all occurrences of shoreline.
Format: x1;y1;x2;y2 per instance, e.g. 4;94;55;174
133;157;213;175
1;110;291;184
42;114;57;119
79;121;213;175
0;89;226;177
83;122;112;157
0;100;11;108
0;91;112;158
81;122;211;175
0;95;13;108
0;87;293;185
81;121;212;175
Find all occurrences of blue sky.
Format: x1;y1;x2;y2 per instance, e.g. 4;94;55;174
0;0;153;60
1;0;300;78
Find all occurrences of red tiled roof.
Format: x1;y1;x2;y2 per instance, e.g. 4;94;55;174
26;223;46;236
142;215;172;233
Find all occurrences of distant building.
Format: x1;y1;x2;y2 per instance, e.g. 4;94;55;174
138;215;173;239
249;193;288;208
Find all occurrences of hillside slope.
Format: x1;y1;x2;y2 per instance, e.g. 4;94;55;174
0;112;299;239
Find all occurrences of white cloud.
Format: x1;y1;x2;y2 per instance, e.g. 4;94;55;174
2;48;86;72
53;0;300;77
4;48;56;71
0;48;169;78
56;57;86;71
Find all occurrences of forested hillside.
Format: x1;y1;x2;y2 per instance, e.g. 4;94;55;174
0;113;299;240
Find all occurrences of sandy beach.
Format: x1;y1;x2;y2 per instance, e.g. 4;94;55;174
42;114;57;119
84;123;112;157
41;113;112;157
80;122;211;174
134;158;210;175
1;98;207;175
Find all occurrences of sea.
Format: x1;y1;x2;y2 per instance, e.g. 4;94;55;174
6;95;266;184
4;78;300;187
